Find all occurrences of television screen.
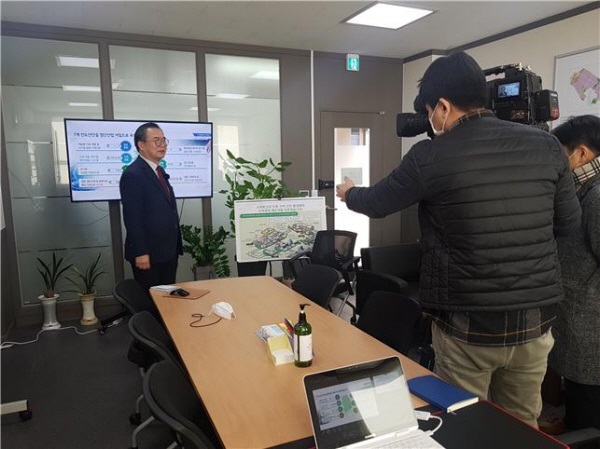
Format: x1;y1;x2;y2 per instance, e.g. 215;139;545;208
496;81;520;99
64;119;213;202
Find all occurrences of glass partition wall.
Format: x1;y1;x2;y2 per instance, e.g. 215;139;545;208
109;45;201;282
2;36;112;305
205;54;281;274
2;35;282;309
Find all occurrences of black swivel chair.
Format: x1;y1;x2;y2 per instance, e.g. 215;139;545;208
291;264;342;311
127;311;187;449
360;242;421;300
99;279;159;333
144;360;219;449
355;290;422;355
353;269;408;323
289;230;360;316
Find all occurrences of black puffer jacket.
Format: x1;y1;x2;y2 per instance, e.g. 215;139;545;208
346;112;581;312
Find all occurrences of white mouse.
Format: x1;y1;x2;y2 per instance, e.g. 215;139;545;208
212;301;235;319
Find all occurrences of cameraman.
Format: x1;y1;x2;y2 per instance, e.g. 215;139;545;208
336;51;581;427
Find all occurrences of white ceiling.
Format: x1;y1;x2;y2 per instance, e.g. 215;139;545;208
1;1;594;59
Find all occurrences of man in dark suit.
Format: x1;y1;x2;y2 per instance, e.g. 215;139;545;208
120;122;182;292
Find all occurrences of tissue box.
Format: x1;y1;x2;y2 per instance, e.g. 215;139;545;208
267;335;294;365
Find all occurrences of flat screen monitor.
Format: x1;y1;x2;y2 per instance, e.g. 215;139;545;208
496;81;521;99
64;119;213;202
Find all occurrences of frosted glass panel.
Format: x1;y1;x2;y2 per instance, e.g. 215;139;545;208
205;54;281;234
110;45;202;283
2;36;111;306
205;54;281;274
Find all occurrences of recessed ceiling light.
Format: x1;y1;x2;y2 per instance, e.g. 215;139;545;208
207;108;221;112
68;102;99;107
62;85;101;92
56;56;115;69
251;71;279;81
190;107;198;111
215;93;249;100
345;3;433;30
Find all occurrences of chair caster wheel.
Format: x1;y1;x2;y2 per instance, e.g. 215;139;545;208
129;412;141;425
19;409;32;421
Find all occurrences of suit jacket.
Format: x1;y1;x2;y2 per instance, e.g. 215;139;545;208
120;156;182;264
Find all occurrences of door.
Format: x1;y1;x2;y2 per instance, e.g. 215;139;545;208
319;112;383;255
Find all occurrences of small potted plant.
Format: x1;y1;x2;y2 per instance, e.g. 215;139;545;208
67;253;106;326
181;224;231;279
37;252;73;330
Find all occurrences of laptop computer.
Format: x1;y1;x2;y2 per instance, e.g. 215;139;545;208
303;356;445;449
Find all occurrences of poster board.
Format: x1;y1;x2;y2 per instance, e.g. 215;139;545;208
554;47;600;125
234;197;326;263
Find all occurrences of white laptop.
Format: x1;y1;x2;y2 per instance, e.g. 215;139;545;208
303;356;445;449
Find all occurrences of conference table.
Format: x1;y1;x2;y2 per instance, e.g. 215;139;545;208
150;275;433;449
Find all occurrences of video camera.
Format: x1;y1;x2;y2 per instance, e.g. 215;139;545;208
396;62;560;137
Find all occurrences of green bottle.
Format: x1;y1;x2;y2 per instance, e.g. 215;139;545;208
293;303;312;367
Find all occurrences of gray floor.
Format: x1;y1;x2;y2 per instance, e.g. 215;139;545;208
0;294;356;449
1;318;174;449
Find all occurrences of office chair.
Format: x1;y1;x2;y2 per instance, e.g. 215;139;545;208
291;264;342;310
360;242;421;300
143;360;219;449
99;279;160;334
354;270;434;368
355;290;423;356
353;269;408;323
127;311;185;449
289;230;360;316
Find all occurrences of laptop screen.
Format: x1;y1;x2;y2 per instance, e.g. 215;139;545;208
303;356;418;449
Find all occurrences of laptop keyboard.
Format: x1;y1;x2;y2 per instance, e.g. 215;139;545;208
376;431;444;448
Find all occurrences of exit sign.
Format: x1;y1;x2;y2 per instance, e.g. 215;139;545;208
346;53;360;72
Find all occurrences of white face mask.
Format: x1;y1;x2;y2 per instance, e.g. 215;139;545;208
428;102;447;137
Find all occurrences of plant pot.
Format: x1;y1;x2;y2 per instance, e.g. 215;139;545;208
192;265;216;281
38;294;61;330
79;293;99;326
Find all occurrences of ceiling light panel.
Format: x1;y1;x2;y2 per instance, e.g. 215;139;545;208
345;3;433;30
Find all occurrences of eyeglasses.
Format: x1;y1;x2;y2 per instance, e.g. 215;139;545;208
144;137;169;147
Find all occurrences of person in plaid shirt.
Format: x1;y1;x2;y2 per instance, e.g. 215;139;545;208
336;52;581;427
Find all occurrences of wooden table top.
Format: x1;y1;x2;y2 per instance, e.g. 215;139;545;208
151;276;432;449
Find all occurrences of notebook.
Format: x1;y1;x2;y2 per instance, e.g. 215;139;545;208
303;356;445;449
407;375;478;413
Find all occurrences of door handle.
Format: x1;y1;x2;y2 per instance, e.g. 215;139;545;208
325;205;337;211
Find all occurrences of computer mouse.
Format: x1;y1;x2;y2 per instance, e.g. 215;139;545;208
212;301;235;319
172;288;189;297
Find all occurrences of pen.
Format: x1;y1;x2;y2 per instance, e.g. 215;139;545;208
283;317;294;334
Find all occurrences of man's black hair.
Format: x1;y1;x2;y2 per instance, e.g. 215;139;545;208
552;115;600;157
418;52;487;111
134;122;162;152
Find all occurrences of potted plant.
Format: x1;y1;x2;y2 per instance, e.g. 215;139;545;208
181;224;231;279
219;149;292;235
37;252;73;330
67;253;106;326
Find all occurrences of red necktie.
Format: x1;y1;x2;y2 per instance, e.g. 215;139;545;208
156;166;172;200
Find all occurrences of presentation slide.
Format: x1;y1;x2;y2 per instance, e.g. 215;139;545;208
64;119;213;202
234;197;326;263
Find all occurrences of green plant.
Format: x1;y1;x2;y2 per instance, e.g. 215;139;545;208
67;253;106;295
181;224;231;278
218;149;292;234
37;252;73;298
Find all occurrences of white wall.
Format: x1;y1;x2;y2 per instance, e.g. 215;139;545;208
401;9;600;155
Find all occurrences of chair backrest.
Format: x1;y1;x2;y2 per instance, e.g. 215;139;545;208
143;360;217;449
291;264;342;309
113;279;159;317
360;242;420;281
309;230;357;270
355;269;408;315
128;311;182;371
356;290;422;355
